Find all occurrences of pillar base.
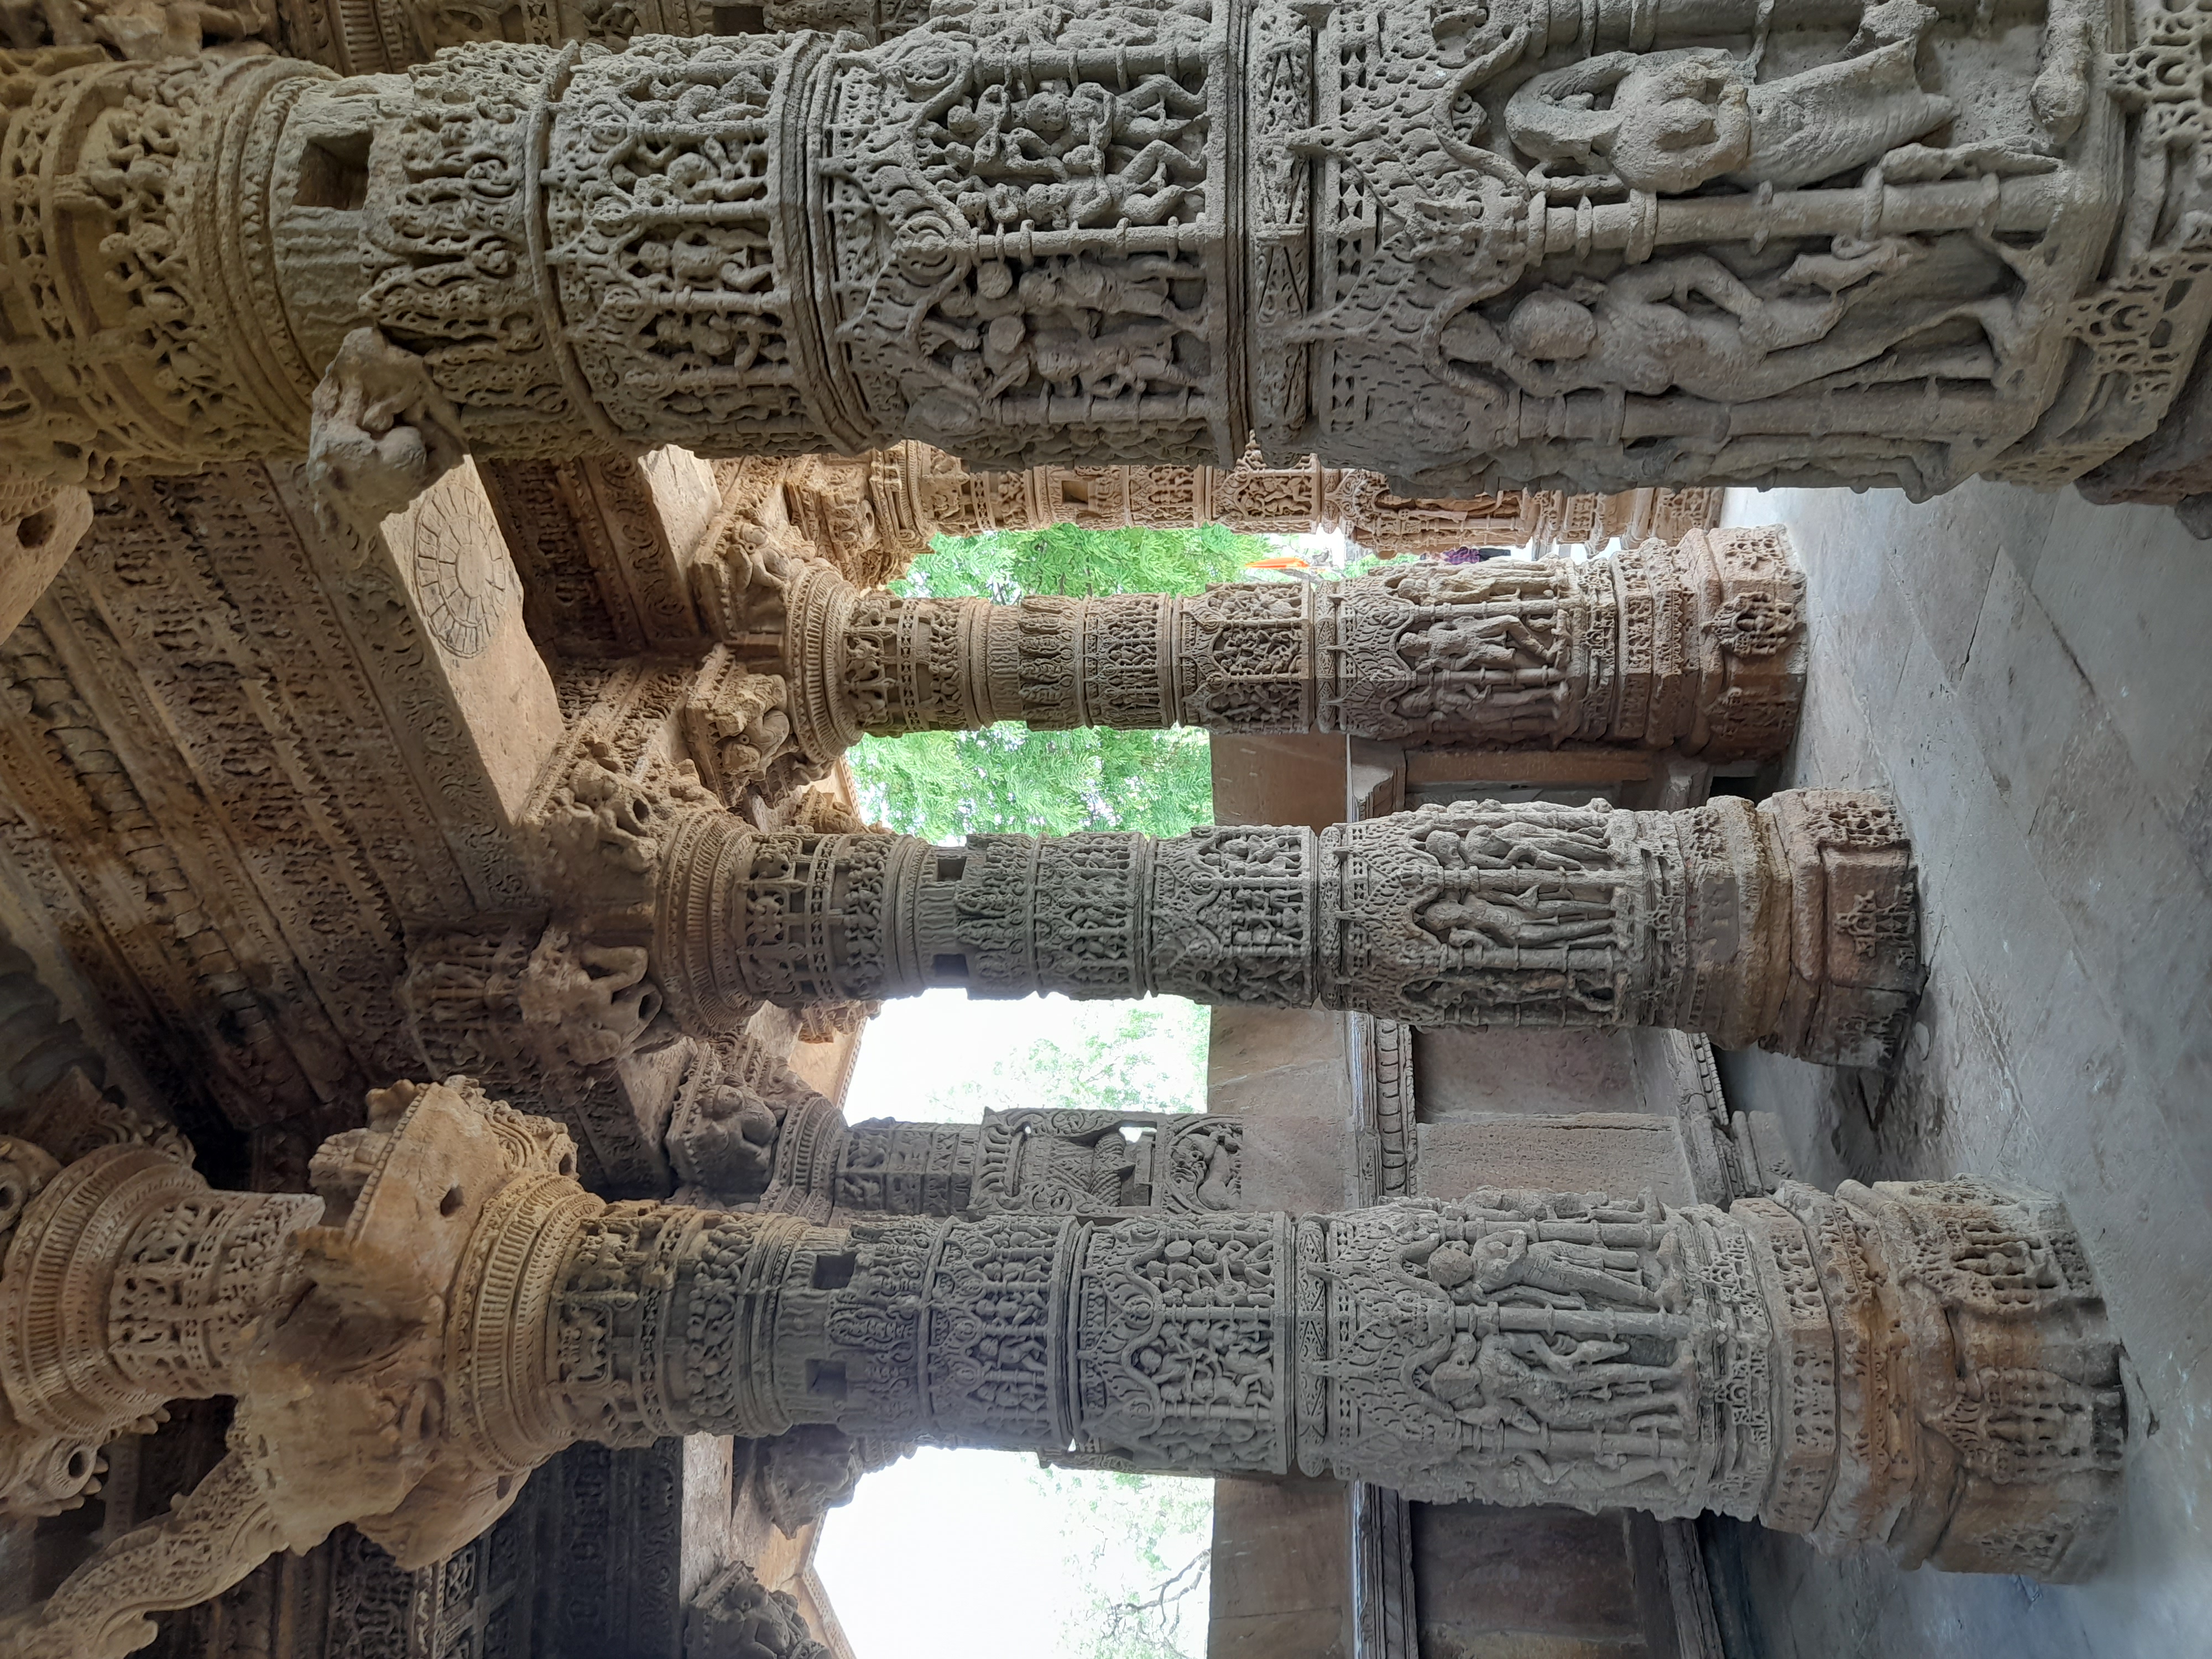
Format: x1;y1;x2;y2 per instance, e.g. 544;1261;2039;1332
1778;1178;2127;1580
1762;791;1923;1067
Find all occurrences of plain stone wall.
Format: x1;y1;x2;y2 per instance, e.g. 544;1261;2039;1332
1411;1504;1682;1659
1206;734;1355;1659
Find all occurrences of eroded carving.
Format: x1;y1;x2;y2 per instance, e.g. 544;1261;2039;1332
650;790;1918;1065
0;1083;2130;1659
306;328;468;534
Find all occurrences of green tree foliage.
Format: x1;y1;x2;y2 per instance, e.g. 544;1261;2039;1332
905;521;1267;603
851;724;1212;841
848;524;1271;838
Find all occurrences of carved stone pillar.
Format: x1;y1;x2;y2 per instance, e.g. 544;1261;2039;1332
4;13;2204;505
666;1043;1244;1219
0;1138;320;1519
897;442;1724;555
0;1082;2131;1659
649;789;1919;1066
712;526;1803;769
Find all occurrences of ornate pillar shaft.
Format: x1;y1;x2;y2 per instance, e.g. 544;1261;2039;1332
670;1074;1244;1219
900;446;1723;556
836;1109;1241;1217
530;1161;2125;1578
4;6;2198;503
0;1083;2136;1659
727;526;1802;766
651;789;1920;1066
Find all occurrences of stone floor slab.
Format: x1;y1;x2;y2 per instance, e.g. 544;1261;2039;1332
1712;481;2212;1659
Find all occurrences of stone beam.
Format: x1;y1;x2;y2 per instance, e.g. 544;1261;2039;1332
2;12;2202;503
0;1081;2131;1659
703;526;1804;770
0;474;93;645
639;790;1919;1067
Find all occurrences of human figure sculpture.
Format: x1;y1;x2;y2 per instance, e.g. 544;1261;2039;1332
6;4;2212;512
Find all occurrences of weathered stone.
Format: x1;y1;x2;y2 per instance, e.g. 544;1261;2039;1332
665;1036;1244;1219
0;473;92;645
3;12;2206;502
711;525;1804;771
0;1081;2132;1658
643;789;1919;1065
686;1558;830;1659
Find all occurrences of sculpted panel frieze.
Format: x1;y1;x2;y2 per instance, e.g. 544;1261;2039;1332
12;8;2208;503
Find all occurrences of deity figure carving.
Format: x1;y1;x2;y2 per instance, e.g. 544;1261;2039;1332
0;1080;2130;1656
6;6;2212;510
701;525;1803;773
641;789;1921;1067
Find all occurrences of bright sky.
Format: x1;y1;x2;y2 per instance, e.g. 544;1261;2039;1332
814;989;1213;1659
841;987;1208;1124
816;1449;1209;1659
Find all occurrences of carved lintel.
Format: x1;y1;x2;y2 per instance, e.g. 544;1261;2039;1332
0;474;92;644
